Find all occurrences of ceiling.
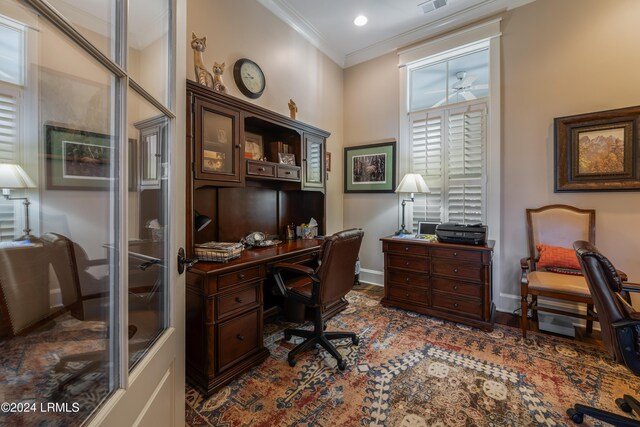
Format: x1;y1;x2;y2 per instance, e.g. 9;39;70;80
256;0;535;68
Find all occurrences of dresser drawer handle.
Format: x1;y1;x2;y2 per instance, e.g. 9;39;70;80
453;285;458;290
405;277;410;282
405;261;410;266
453;303;459;308
405;293;410;298
453;268;459;273
236;334;245;341
453;252;458;257
238;273;246;280
257;167;265;172
235;297;243;303
285;171;291;175
404;247;409;251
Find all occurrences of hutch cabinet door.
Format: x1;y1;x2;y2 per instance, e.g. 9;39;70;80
302;133;324;190
193;97;243;184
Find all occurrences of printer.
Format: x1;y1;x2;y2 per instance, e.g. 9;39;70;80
435;222;487;245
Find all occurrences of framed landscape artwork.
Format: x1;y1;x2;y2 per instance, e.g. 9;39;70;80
344;140;396;193
555;105;640;191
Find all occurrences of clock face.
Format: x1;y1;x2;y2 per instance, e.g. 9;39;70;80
233;59;265;99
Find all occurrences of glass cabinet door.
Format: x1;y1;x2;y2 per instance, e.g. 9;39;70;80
303;133;324;190
194;98;242;183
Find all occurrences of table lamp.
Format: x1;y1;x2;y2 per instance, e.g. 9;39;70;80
394;173;429;235
0;163;37;240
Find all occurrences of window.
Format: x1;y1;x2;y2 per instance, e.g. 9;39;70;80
407;45;488;231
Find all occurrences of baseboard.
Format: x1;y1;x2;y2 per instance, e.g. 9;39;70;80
359;268;384;287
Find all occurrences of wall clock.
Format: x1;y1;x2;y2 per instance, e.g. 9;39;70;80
233;58;266;99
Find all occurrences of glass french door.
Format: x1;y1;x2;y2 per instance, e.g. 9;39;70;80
0;1;184;425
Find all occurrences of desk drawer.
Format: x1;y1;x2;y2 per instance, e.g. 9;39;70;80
387;268;429;288
431;292;482;318
385;242;428;256
387;254;429;273
431;260;482;283
277;165;301;180
431;277;482;299
216;283;259;320
217;309;260;371
218;266;263;290
430;247;482;263
247;161;276;177
388;283;429;306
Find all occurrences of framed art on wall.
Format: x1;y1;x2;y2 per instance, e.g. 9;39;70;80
555;105;640;192
344;140;396;193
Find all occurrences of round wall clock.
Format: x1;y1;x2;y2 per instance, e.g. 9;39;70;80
233;58;266;99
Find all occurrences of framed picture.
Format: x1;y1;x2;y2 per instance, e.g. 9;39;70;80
45;125;114;190
326;151;331;171
244;132;263;160
278;153;295;165
344;140;396;193
555;105;640;191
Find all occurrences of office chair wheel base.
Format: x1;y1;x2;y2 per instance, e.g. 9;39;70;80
616;398;632;413
337;360;346;371
567;409;583;424
287;357;296;367
352;336;359;345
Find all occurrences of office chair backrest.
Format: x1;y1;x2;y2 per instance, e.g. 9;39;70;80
573;240;631;367
527;205;595;270
316;228;364;305
41;233;85;320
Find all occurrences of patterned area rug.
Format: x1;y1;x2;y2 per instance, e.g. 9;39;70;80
185;291;639;426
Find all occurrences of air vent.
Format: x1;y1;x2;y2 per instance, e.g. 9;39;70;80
419;0;448;14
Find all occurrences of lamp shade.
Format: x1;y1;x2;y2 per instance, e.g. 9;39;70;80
0;163;36;189
194;210;212;232
395;173;429;194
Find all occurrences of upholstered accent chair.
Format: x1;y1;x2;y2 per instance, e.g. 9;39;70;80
567;241;640;425
272;228;364;370
520;205;596;338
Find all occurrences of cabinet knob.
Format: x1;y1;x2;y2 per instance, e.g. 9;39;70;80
258;167;265;172
405;277;410;282
405;293;410;298
235;297;243;303
235;144;241;149
454;303;459;308
453;252;458;257
453;285;458;290
238;273;245;280
405;261;410;266
236;334;245;341
453;268;459;273
404;247;409;251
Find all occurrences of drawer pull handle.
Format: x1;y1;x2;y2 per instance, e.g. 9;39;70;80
453;252;458;257
238;273;246;280
453;268;459;273
453;285;458;290
405;293;410;298
258;167;265;172
405;261;410;266
454;303;459;308
404;247;409;251
235;297;243;303
236;334;245;341
285;171;291;175
405;277;410;282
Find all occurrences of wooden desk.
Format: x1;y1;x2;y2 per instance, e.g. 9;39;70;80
186;238;344;396
380;237;495;331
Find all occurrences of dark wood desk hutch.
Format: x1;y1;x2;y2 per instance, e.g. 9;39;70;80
185;80;336;396
380;237;495;331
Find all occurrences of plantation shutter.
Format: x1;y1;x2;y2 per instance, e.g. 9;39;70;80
409;102;486;227
0;90;18;241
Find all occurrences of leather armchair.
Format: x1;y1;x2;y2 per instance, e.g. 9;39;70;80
567;240;640;426
272;228;364;370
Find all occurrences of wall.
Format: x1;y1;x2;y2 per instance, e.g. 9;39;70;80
343;0;640;316
187;0;344;234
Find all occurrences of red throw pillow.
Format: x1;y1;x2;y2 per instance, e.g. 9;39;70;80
536;244;581;270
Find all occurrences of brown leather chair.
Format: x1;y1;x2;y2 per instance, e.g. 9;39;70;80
567;241;640;426
520;205;596;337
272;228;364;370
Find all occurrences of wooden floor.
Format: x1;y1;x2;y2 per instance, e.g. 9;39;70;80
354;282;602;346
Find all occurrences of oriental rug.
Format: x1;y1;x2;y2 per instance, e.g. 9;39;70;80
186;291;639;427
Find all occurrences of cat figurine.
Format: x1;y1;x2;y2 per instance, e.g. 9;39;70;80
212;62;227;93
191;32;214;88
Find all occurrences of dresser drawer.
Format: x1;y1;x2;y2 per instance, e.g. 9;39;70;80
218;265;263;290
247;161;276;177
431;260;482;282
431;277;482;299
430;247;482;263
387;254;429;273
277;165;301;180
388;283;429;306
387;268;429;288
217;309;260;371
384;242;429;256
431;292;482;318
216;283;260;320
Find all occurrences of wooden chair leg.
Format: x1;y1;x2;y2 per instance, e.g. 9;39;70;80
586;303;594;334
521;293;529;338
531;295;539;332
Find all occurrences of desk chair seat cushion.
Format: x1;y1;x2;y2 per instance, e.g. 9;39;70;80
527;271;591;298
286;276;314;300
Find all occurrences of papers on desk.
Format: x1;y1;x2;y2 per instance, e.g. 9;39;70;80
0;240;38;248
391;234;437;242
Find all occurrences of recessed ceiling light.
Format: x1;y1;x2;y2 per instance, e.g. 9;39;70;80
353;15;368;26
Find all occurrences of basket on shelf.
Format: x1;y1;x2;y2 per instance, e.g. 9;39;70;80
194;242;244;262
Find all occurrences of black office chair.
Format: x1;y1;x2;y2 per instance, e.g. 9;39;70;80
272;228;364;370
568;241;640;426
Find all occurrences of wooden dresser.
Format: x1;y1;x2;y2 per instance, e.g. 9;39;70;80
380;237;495;331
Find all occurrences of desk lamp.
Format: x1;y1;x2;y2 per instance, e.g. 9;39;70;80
0;163;37;241
394;173;429;235
194;210;212;232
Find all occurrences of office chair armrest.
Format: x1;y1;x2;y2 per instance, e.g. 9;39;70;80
612;317;640;374
272;262;319;298
615;293;640;320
